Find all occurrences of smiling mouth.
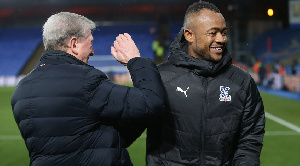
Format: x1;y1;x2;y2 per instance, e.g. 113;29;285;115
211;47;222;51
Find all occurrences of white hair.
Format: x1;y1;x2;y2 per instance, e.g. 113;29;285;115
42;12;96;51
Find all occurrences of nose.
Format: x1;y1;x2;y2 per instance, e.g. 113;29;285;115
215;32;226;43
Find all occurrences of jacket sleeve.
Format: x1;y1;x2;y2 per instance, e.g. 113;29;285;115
233;78;265;166
116;119;147;147
87;57;165;119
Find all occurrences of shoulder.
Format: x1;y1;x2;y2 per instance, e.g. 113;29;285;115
85;67;107;78
84;67;108;87
158;61;189;83
227;64;251;78
224;64;255;91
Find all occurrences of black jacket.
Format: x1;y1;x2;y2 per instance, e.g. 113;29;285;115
11;50;165;166
145;29;265;165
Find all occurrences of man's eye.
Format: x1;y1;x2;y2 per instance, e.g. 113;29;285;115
208;32;216;36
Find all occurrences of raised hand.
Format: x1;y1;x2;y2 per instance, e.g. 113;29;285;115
111;33;140;66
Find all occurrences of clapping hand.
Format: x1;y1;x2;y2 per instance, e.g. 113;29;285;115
111;33;140;66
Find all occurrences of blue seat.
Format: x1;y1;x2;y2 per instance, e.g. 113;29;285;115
0;27;42;75
0;24;178;76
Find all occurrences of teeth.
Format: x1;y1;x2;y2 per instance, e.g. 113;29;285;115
211;47;222;51
214;48;222;50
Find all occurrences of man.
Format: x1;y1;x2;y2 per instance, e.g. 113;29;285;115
11;12;164;166
144;1;265;165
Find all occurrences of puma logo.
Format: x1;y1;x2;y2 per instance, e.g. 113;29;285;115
176;87;189;97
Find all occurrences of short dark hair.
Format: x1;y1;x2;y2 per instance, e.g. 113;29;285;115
183;1;220;28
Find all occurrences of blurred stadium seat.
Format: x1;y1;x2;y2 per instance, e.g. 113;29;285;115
0;27;42;75
249;28;300;64
90;23;157;74
0;23;182;77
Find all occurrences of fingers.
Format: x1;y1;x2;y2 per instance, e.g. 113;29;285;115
111;46;117;57
124;33;131;40
123;33;136;46
113;34;130;54
111;33;140;66
113;40;127;56
119;34;128;41
114;34;129;54
111;39;127;66
113;40;120;52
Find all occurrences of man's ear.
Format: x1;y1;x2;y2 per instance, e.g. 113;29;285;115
69;37;79;55
184;28;194;43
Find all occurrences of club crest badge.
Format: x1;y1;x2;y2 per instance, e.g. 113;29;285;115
219;86;231;102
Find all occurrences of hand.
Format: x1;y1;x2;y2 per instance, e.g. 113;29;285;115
111;33;140;66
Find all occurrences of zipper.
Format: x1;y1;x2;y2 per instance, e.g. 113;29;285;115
201;78;208;166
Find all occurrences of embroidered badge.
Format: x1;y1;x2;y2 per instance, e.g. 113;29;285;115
219;86;231;102
176;87;189;97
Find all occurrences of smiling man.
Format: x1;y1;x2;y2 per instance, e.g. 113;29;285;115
184;8;227;62
137;1;266;165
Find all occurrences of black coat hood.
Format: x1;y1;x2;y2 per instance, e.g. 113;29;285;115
168;28;232;76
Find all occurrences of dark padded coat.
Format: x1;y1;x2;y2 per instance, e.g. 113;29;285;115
11;50;165;166
145;29;265;166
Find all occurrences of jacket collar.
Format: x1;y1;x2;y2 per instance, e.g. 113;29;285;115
168;28;232;76
40;50;91;67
